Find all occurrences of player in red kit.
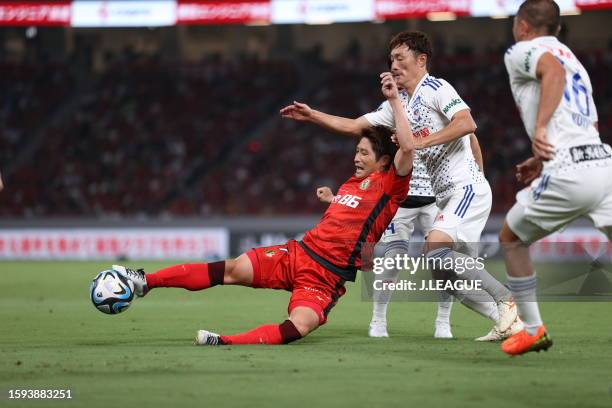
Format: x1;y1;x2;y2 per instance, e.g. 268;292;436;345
110;72;414;345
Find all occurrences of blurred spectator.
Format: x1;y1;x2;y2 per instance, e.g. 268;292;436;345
1;48;611;217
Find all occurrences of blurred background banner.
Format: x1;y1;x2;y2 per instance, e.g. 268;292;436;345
71;0;177;28
177;1;270;25
1;0;612;27
0;228;229;260
0;2;71;26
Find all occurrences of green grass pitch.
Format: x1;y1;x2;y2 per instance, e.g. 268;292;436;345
1;261;611;408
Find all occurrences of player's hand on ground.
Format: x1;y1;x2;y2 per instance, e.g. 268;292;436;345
280;101;313;121
532;127;555;161
380;72;399;100
516;157;543;185
316;187;334;203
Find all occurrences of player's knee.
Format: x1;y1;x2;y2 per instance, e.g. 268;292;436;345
288;308;320;336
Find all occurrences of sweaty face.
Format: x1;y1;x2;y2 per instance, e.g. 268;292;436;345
354;138;385;179
389;44;423;89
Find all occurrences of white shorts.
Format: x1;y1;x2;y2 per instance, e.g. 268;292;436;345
507;164;612;244
431;183;492;253
380;203;437;243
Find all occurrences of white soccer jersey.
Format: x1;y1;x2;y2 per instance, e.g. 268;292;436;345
364;74;485;198
505;36;609;173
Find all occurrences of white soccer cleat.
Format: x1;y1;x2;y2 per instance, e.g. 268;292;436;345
495;299;518;332
475;326;504;342
195;329;222;346
434;319;453;339
112;265;148;297
368;320;389;338
475;316;524;342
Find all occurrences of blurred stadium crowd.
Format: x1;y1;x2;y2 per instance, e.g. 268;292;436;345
1;43;611;217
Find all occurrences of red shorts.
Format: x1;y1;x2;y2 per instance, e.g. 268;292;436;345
246;240;346;325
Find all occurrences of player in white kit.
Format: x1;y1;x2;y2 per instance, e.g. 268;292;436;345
369;154;449;338
282;31;522;340
500;0;612;355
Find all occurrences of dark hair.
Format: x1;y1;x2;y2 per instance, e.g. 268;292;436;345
517;0;560;36
360;126;397;169
388;31;433;67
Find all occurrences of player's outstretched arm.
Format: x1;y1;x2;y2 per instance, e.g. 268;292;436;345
316;186;334;203
380;72;414;176
532;53;565;161
280;101;370;137
417;109;476;149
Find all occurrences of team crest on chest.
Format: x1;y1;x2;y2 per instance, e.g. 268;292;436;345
359;179;371;190
264;250;276;257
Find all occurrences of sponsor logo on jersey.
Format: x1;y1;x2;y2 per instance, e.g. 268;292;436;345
524;47;537;72
435;214;444;222
359;179;370;190
442;98;462;115
414;128;430;139
570;144;611;163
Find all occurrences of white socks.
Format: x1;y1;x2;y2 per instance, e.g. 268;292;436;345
507;274;542;335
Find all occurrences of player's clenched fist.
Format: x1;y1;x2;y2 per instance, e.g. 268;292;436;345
380;72;399;100
280;101;313;121
316;186;334;203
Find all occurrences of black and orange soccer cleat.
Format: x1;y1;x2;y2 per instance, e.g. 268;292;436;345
501;325;553;356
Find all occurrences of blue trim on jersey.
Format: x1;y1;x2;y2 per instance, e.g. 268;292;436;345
454;185;475;218
422;77;443;91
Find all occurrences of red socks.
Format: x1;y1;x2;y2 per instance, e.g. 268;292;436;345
145;263;304;345
146;262;225;291
220;320;302;345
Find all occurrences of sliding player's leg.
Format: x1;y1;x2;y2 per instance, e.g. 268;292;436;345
196;307;317;346
112;253;255;297
195;240;345;346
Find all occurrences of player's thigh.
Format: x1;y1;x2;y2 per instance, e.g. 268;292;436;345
429;183;491;253
584;168;612;240
290;253;346;328
242;243;294;290
510;171;603;244
505;201;555;245
417;203;438;237
223;253;254;286
380;207;418;244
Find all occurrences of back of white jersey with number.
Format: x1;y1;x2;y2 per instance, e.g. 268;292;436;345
505;36;601;154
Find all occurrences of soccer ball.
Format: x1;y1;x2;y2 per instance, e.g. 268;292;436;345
90;270;134;315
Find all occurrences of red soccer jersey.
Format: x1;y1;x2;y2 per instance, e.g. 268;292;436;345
300;165;410;281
